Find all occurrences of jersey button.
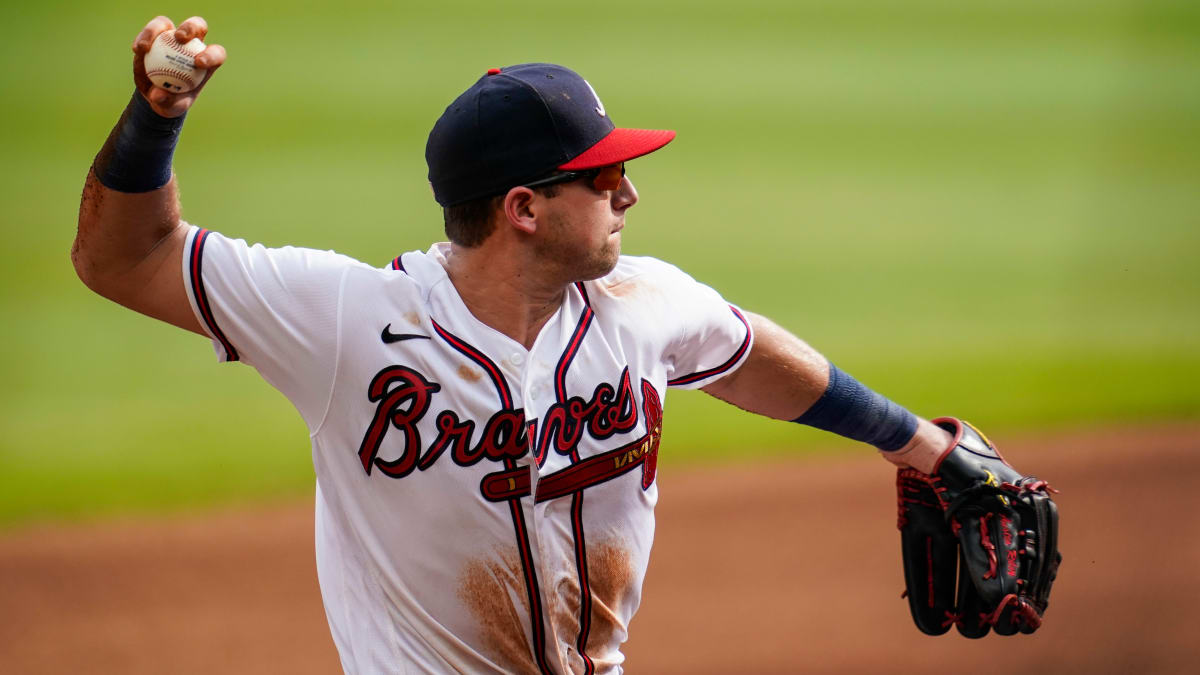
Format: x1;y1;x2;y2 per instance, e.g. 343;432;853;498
510;352;525;366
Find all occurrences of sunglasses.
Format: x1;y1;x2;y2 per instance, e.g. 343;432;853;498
523;163;626;192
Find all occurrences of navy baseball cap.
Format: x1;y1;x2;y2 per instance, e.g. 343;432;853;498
426;63;676;206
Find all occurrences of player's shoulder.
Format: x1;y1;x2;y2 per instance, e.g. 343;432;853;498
199;227;435;301
600;254;694;282
597;252;700;289
347;243;451;298
590;255;702;299
191;225;378;279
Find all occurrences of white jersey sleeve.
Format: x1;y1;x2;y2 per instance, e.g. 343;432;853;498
609;256;753;390
180;225;367;430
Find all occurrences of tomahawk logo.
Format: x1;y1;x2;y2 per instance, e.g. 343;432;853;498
583;80;606;117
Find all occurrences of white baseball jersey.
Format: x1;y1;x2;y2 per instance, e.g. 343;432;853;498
181;226;753;674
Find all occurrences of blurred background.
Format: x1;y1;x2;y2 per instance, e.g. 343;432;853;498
1;0;1197;527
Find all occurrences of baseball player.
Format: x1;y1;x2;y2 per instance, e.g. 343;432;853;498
75;15;1057;674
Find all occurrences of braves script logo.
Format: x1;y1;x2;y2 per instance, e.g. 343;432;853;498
534;368;637;464
357;366;661;497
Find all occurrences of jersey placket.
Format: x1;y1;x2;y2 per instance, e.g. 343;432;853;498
525;284;600;674
511;343;559;670
425;316;551;674
497;294;591;674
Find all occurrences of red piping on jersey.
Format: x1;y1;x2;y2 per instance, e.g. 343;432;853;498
429;318;550;675
188;229;240;362
667;305;751;386
535;288;600;468
502;467;551;675
553;289;598;673
555;307;594;404
571;491;596;674
574;281;591;307
390;256;405;271
431;319;514;408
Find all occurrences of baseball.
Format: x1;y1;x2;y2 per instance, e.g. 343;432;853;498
144;31;208;93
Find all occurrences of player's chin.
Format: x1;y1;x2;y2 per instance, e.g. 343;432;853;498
576;243;621;281
603;234;621;263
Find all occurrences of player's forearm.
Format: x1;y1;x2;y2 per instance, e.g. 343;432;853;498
73;88;200;334
73;90;186;297
74;169;183;292
701;312;829;420
704;312;951;470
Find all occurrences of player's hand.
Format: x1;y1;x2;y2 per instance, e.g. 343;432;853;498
131;16;226;118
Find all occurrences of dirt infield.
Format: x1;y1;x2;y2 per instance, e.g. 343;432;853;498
2;423;1197;674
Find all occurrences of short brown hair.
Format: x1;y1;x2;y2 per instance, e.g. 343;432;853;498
442;184;562;247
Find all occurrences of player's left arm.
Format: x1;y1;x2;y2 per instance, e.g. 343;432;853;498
701;312;951;471
711;315;1063;636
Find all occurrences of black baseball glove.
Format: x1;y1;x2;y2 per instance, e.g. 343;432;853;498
896;418;1061;637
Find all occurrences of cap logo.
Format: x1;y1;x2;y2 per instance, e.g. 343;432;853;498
583;79;606;117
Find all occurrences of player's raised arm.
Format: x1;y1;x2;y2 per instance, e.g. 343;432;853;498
73;16;226;334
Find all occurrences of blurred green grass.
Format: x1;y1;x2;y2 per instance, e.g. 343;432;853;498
2;0;1197;526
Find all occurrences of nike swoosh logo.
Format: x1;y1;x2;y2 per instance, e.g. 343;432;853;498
381;324;432;344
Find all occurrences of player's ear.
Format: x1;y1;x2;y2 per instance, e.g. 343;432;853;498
501;187;538;235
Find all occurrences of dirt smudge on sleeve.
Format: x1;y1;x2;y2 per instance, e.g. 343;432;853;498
602;278;643;299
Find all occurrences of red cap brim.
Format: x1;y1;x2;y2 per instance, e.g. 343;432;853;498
559;128;677;170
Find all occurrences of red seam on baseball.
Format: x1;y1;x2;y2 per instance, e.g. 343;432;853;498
146;69;201;85
159;32;202;56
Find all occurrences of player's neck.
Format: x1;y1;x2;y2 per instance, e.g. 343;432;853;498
442;244;565;350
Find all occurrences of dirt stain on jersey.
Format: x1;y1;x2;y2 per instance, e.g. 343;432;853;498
458;547;537;673
552;573;584;672
550;537;635;672
583;539;634;657
602;278;642;298
457;364;483;382
404;311;422;326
